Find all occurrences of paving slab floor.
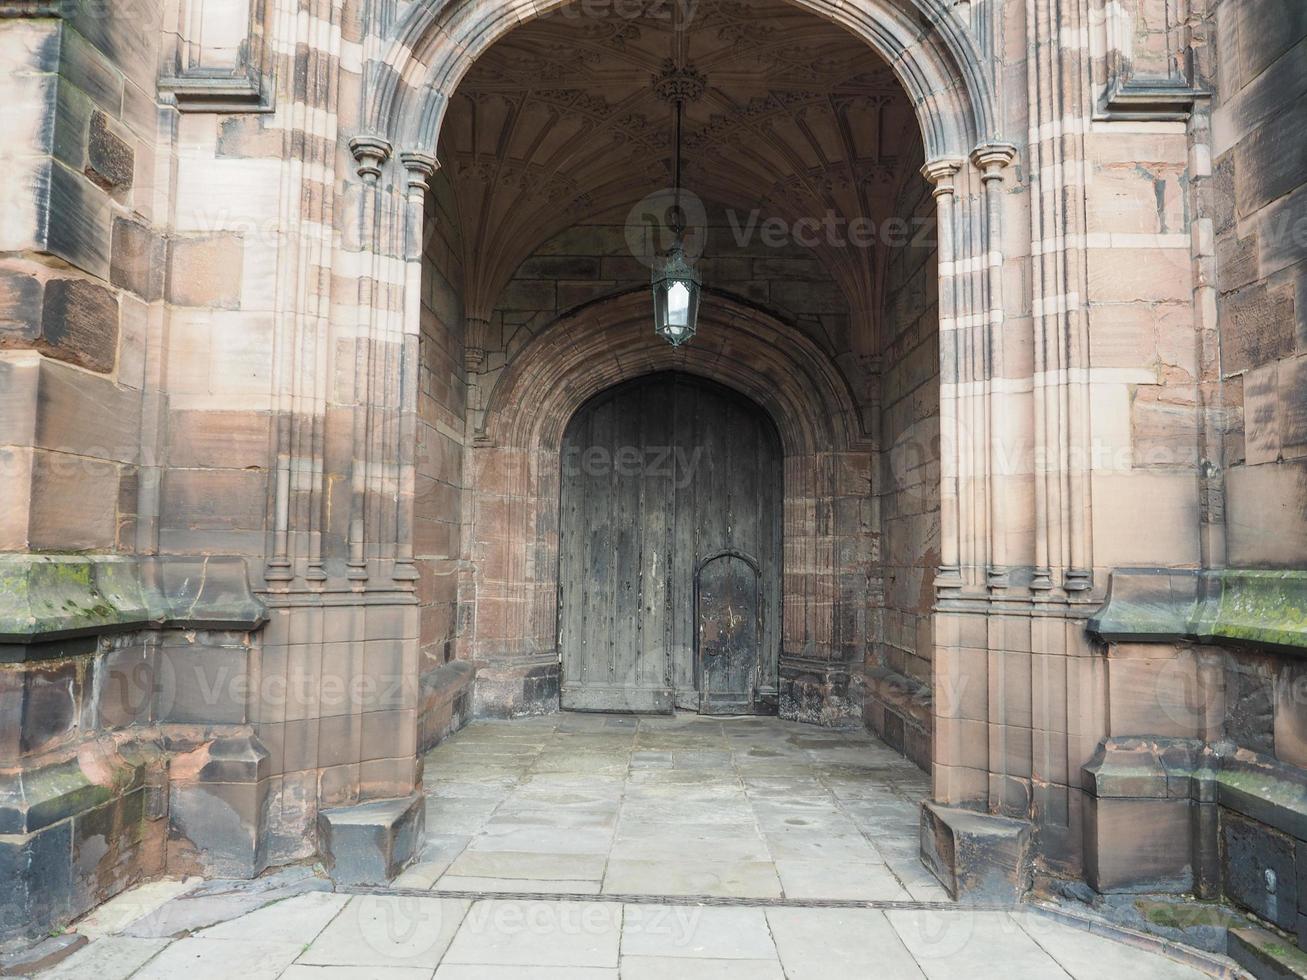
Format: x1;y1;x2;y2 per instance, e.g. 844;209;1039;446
409;713;940;902
38;715;1229;978
42;887;1223;979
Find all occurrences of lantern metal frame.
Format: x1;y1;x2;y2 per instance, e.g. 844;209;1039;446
652;240;701;347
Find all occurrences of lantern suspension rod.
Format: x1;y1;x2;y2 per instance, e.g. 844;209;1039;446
673;99;684;235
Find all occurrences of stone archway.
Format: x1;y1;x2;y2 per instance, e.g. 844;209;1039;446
369;0;998;163
6;0;1277;936
464;290;875;723
343;0;1023;649
337;0;1044;895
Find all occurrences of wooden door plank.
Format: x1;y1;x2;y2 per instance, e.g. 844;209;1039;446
611;377;643;704
671;377;699;703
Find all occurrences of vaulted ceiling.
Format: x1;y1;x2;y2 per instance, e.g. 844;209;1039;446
440;0;924;343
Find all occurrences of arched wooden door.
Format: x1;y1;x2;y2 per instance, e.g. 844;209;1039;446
557;372;782;713
696;551;763;715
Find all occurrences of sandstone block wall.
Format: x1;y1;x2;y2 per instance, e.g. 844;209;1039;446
416;170;473;751
1;4;165;555
1212;0;1307;566
866;157;939;770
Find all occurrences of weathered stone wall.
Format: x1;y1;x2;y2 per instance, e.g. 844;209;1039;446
0;0;280;946
0;0;432;945
866;162;939;770
1;4;165;553
1211;0;1307;566
1078;1;1307;944
0;553;269;945
415;169;473;751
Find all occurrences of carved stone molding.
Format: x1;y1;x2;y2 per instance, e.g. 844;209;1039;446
350;136;394;181
400;151;439;189
1094;0;1209;121
159;0;273;112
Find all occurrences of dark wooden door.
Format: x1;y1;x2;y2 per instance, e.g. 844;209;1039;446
558;372;781;713
696;553;761;714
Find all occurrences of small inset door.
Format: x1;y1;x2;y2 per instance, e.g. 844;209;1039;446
696;552;761;715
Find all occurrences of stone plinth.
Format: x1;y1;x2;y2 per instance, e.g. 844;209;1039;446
920;801;1032;903
317;794;425;887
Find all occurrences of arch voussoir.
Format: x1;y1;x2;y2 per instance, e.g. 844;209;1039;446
367;0;999;161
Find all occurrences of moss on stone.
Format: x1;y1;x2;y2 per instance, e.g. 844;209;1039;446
1094;568;1307;653
1136;899;1236;930
0;555;265;644
1239;927;1307;974
1214;570;1307;649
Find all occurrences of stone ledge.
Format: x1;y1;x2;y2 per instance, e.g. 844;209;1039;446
778;655;857;727
920;801;1032;904
1096;79;1210;123
1084;738;1307;836
158;73;273;114
860;664;932;728
0;555;266;661
1228;924;1307;980
0;756;123;836
317;794;425;887
1090;568;1307;653
0;2;68;17
0;726;278;944
0;739;167;946
419;660;476;753
1083;739;1307;910
473;656;561;719
0;933;87;975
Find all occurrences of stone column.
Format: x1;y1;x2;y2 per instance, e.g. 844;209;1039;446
1025;0;1095;595
971;143;1019;589
922;159;965;596
347;136;392;581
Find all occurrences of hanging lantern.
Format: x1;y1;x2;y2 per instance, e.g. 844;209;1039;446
649;52;705;348
652;241;701;347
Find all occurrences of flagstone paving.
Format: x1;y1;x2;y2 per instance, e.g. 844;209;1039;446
41;888;1223;979
409;713;942;902
38;714;1231;978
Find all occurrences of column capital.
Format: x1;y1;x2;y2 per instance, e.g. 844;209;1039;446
399;150;439;189
971;142;1018;179
349;135;393;181
921;157;965;195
